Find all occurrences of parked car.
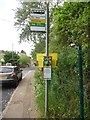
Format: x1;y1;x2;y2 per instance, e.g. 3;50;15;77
6;63;12;66
0;66;22;87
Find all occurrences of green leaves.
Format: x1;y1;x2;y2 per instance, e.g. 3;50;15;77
4;51;20;64
50;2;89;46
19;54;30;65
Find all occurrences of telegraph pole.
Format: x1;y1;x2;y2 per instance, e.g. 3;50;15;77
12;43;14;59
45;1;49;118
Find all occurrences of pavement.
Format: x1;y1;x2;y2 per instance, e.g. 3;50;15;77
1;70;38;119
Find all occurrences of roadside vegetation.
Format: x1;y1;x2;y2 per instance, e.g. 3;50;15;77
4;51;20;64
14;1;90;118
0;51;30;67
19;54;30;67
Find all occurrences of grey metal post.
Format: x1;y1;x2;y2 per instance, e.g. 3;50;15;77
45;2;49;118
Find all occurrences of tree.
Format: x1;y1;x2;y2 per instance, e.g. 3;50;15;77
14;1;62;53
4;51;20;64
19;54;30;66
14;1;45;42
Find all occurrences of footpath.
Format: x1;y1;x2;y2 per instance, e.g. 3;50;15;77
2;70;38;118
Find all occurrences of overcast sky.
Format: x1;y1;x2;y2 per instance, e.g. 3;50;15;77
0;0;34;56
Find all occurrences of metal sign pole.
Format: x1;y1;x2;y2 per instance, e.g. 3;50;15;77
45;2;49;118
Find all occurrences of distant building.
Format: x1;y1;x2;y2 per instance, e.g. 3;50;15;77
0;50;5;54
20;50;26;54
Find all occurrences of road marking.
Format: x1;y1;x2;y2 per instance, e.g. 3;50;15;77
22;71;31;79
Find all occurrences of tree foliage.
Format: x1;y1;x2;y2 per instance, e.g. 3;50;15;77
50;2;89;46
14;1;46;43
49;3;90;117
19;54;30;65
14;1;62;58
4;51;20;64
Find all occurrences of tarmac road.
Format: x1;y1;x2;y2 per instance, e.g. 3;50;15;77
0;66;35;112
1;86;14;111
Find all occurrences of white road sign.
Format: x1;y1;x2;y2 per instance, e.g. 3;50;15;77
30;9;46;32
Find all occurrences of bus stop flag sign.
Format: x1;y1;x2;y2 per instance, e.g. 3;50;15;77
30;9;46;32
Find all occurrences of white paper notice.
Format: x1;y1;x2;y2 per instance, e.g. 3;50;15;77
44;67;51;80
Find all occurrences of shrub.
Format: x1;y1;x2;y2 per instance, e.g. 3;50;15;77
19;54;30;67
